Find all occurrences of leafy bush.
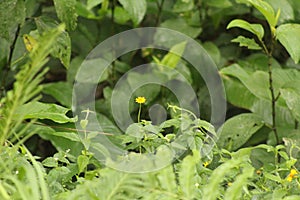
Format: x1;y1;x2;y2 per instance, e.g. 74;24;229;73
1;0;300;199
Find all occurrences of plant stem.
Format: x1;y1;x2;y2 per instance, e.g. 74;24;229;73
259;37;279;145
155;0;165;26
267;49;279;145
137;103;142;123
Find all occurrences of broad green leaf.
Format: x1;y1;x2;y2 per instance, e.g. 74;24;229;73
161;41;187;68
14;102;77;123
160;18;202;39
42;157;58;167
203;41;221;65
217;113;264;151
280;87;300;121
0;0;25;41
35;17;71;68
77;155;89;173
113;6;131;24
206;0;232;8
231;36;262;50
220;64;271;100
221;72;257;110
43;82;72;108
237;0;277;27
265;0;294;24
118;0;146;26
53;0;78;30
87;0;103;10
173;0;194;12
75;58;109;83
227;19;264;39
276;23;300;64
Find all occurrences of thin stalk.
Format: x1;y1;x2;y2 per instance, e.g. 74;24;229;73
155;0;165;26
137;103;142;123
258;37;279;145
267;48;279;145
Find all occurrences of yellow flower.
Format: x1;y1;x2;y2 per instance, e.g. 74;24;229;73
135;96;146;104
203;161;210;168
287;169;298;182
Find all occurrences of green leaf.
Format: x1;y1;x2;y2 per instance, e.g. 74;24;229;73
224;166;254;200
35;17;71;68
179;151;200;199
202;42;221;65
173;0;194;12
159;18;202;39
0;0;25;41
206;0;232;8
156;165;177;193
53;0;78;30
276;23;300;64
42;82;72;108
280;86;300;121
118;0;146;26
217;113;264;151
203;157;245;200
265;0;294;24
231;36;262;50
264;172;282;182
14;102;77;123
237;0;277;27
42;157;58;168
220;64;271;100
227;19;264;39
161;42;187;68
87;0;104;10
77;155;89;173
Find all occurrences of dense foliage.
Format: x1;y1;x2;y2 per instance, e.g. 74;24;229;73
1;0;300;199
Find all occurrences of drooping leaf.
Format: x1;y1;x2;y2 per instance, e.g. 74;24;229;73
220;64;271;100
118;0;146;26
217;113;264;151
0;0;25;41
53;0;78;30
231;36;262;50
161;41;187;68
265;0;294;24
237;0;277;27
227;19;264;39
87;0;104;10
276;23;300;64
43;82;72;108
14;102;77;123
